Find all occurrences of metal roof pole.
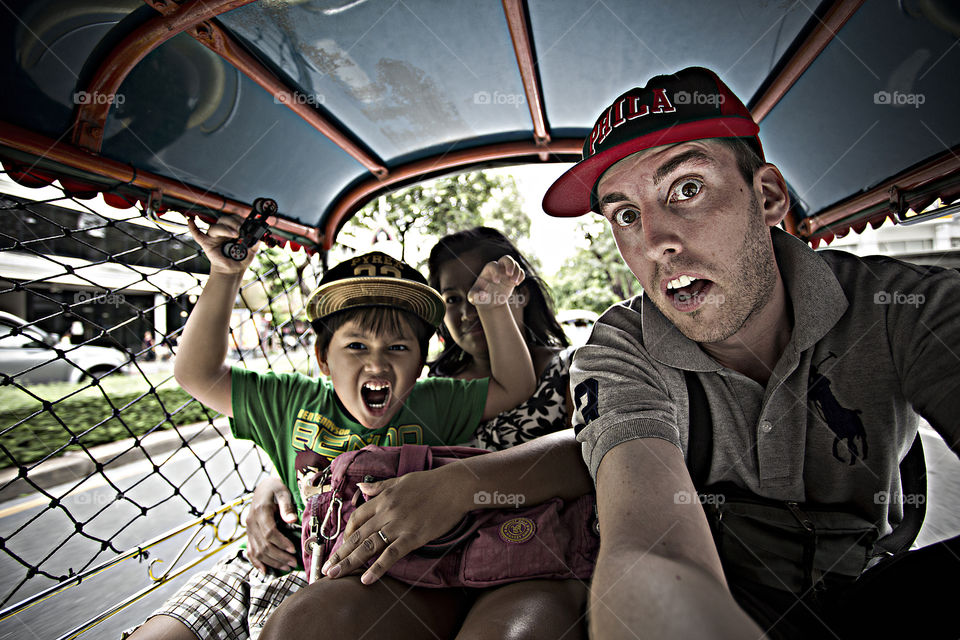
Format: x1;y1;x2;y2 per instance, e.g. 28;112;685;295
502;0;552;156
750;0;865;123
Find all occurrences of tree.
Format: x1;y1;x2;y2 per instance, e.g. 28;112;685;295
347;171;530;264
549;217;640;314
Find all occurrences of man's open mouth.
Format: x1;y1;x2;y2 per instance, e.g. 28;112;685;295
361;380;391;410
665;275;714;310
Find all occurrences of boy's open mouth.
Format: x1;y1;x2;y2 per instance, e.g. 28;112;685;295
361;380;391;411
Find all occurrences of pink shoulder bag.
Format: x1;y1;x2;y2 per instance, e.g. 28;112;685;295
300;444;598;588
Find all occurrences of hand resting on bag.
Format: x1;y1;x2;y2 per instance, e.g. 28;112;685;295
322;463;474;585
246;475;300;573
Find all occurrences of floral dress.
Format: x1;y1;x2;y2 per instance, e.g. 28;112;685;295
469;346;574;451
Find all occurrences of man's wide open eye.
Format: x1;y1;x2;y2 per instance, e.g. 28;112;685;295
671;178;703;201
613;207;640;227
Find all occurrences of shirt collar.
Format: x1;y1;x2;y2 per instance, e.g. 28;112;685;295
641;227;849;371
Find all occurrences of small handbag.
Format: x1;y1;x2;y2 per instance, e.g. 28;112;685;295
300;444;599;588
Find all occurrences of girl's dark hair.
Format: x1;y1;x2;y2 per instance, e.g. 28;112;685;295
427;226;568;377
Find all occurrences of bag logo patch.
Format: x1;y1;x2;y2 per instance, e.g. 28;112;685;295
499;517;536;544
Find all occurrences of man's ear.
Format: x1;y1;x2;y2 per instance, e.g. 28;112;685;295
754;163;790;228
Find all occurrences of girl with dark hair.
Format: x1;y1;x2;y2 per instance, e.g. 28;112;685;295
428;226;575;449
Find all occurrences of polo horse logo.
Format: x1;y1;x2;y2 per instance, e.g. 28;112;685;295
808;353;868;465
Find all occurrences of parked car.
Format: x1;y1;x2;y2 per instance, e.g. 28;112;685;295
0;311;127;384
557;309;599;347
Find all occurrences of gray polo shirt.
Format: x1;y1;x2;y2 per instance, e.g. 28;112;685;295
572;228;960;536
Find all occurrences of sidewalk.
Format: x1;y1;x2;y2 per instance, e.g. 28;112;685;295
0;418;231;503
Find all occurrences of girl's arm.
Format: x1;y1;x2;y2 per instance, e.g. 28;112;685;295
173;216;259;416
469;255;537;419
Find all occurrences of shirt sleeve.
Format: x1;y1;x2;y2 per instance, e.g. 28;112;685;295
571;303;683;481
229;366;312;464
409;376;490;445
885;264;960;456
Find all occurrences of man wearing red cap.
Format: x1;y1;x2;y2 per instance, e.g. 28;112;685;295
544;67;960;638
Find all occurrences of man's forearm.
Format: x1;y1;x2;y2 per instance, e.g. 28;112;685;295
590;547;762;639
174;270;244;393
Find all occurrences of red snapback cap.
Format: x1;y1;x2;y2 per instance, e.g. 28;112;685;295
543;67;763;217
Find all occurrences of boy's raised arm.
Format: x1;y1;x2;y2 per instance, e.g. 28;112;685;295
173;216;259;417
469;255;537;420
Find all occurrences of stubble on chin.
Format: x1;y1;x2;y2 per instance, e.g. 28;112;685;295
663;200;776;344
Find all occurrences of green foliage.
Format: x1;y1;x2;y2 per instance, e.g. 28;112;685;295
550;217;641;314
350;171;531;263
0;376;210;469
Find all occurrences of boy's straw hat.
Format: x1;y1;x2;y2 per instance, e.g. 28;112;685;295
306;251;444;327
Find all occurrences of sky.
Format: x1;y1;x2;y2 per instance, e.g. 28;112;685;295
486;163;585;278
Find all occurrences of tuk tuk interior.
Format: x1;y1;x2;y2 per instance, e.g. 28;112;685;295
0;1;958;637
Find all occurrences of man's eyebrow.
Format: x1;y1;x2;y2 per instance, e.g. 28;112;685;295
598;192;630;210
652;150;713;186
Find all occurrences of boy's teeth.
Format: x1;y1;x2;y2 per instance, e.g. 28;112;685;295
363;382;389;391
667;275;698;291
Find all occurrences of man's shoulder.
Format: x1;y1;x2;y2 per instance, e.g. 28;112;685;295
594;296;645;335
817;247;960;297
577;296;662;366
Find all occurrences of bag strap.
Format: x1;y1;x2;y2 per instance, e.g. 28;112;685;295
683;370;927;555
683;370;712;490
876;432;926;555
398;444;432;475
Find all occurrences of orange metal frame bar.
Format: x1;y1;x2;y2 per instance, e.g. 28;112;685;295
74;0;387;177
751;0;864;123
503;0;550;147
72;0;257;150
0;120;322;246
798;148;960;238
322;139;583;249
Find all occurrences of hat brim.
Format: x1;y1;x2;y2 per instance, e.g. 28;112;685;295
542;117;760;217
306;277;445;327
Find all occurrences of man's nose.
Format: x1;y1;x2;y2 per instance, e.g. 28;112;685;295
642;206;683;261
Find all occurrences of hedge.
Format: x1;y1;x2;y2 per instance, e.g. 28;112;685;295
0;377;213;469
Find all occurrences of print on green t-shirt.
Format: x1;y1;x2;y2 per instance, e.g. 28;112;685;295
228;367;489;513
292;409;425;457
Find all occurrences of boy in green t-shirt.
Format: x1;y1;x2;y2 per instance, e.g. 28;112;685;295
130;215;535;640
174;216;536;515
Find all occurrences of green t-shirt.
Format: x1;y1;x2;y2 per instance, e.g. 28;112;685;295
229;367;489;513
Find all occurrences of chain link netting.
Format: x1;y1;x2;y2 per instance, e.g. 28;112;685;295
0;172;323;633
